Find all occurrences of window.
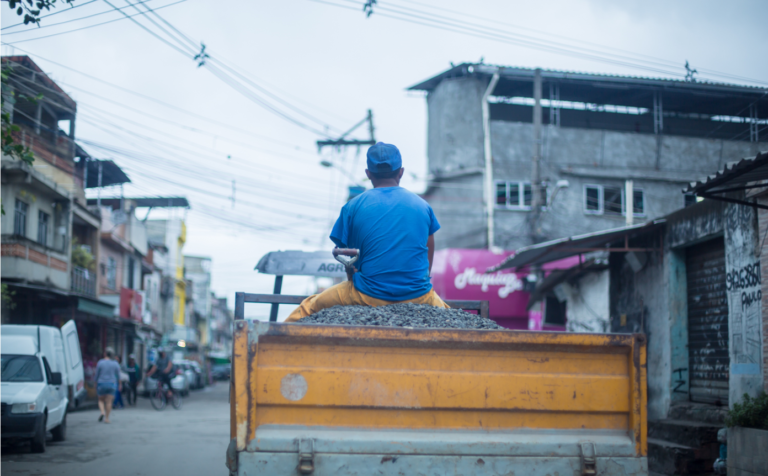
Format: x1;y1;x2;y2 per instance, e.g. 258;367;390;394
495;181;546;210
106;257;117;289
584;185;601;213
66;330;81;369
604;187;623;215
583;184;645;216
37;211;50;246
495;182;507;206
14;200;28;236
1;355;43;382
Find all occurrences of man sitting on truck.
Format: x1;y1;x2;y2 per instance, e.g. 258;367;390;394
286;142;449;321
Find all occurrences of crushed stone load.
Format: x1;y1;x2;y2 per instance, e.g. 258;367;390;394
296;303;503;330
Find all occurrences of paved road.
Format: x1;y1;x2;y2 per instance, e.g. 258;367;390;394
2;382;230;476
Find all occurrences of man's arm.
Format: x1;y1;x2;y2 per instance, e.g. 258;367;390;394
146;365;157;377
164;361;173;374
427;234;435;275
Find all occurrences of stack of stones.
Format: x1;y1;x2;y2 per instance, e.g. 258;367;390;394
297;303;503;330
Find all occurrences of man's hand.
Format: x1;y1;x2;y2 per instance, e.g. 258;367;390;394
346;265;358;282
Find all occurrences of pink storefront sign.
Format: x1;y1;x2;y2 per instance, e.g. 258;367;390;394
430;249;530;329
431;249;582;330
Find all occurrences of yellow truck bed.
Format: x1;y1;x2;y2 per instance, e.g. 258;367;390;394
227;320;647;476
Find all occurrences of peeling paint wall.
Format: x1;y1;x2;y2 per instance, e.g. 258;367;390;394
723;202;764;403
563;270;610;333
756;198;768;392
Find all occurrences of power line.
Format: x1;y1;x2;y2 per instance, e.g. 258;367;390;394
309;0;768;86
385;0;768;86
1;50;320;152
2;0;188;45
94;2;337;137
101;0;191;57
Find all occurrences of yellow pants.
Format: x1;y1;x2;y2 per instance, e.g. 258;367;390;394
285;280;450;322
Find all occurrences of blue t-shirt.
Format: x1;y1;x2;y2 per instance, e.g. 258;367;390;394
330;186;440;301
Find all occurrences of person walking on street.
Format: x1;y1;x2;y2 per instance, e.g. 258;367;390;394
125;354;141;406
95;347;121;423
113;356;129;409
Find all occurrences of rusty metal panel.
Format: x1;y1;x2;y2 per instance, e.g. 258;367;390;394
232;321;647;474
686;238;729;405
237;452;648;476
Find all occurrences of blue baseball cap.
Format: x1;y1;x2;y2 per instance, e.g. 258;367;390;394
366;142;402;174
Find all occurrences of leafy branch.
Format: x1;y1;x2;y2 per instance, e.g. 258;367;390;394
6;0;76;27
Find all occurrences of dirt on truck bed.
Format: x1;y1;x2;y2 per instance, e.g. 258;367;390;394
296;303;503;329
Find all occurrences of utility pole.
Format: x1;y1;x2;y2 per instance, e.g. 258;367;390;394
530;68;543;243
625;180;634;226
483;72;500;250
316;110;376;151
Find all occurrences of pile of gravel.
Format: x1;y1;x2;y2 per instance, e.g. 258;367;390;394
296;303;503;330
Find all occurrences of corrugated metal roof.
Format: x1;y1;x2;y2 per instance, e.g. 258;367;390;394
684;151;768;195
487;220;665;272
409;63;768;93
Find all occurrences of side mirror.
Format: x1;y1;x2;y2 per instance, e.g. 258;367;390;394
49;372;63;386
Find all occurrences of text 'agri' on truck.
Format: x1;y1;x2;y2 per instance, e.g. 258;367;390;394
225;292;648;476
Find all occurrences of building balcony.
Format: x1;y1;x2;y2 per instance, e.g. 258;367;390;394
70;265;96;297
1;234;69;291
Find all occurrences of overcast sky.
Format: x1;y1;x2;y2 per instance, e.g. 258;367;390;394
3;0;766;319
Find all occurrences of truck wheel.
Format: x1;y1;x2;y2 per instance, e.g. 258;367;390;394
30;414;47;453
51;412;66;442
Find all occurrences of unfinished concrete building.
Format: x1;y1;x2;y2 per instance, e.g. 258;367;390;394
409;64;768;251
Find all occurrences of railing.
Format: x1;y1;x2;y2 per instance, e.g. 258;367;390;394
71;266;96;296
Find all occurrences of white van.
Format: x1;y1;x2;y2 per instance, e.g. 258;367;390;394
1;322;84;453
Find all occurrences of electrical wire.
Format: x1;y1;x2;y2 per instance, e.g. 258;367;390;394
1;52;317;153
384;0;768;86
97;1;337;137
308;0;768;86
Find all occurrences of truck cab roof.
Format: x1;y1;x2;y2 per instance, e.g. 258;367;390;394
0;335;38;356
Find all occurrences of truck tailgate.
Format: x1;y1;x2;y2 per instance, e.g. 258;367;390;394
228;320;647;475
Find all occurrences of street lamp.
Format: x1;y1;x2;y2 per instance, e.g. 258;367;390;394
320;160;365;188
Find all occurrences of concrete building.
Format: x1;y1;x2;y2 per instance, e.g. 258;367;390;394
0;56;155;402
184;255;212;350
145;215;189;340
489;151;768;474
409;64;768;252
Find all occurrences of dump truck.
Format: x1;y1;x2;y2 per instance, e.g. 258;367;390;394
225;291;648;476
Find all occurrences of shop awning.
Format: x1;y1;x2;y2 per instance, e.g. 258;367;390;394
77;297;115;319
487;219;665;272
684;150;768;209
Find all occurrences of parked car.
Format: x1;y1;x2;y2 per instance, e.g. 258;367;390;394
186;360;204;389
1;322;84;453
174;361;198;391
211;363;230;381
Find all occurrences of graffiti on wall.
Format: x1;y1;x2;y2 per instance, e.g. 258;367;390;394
724;204;763;374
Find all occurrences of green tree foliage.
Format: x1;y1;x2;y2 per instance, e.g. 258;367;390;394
726;391;768;430
1;283;16;310
6;0;76;27
71;238;96;270
2;65;38;215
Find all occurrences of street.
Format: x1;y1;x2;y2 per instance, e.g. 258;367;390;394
1;383;230;476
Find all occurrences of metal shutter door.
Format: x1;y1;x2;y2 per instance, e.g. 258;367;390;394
686;238;729;405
